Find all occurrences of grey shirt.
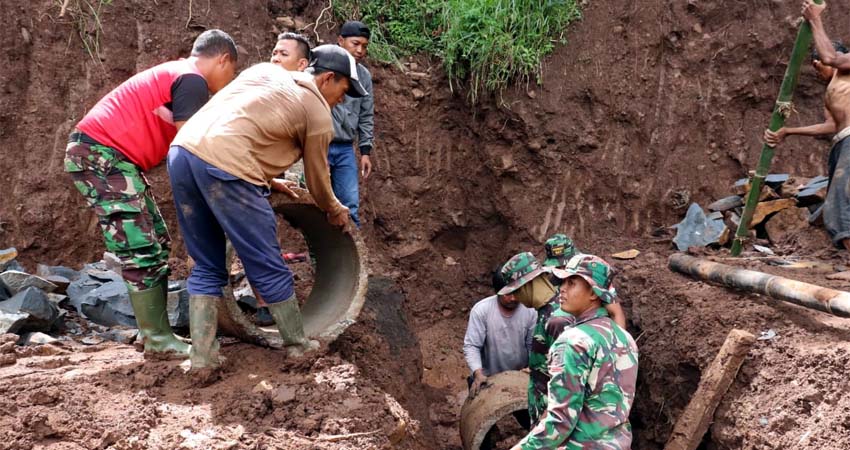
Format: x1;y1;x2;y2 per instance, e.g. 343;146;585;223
331;62;374;154
463;296;538;376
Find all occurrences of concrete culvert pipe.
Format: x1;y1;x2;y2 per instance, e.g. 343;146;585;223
216;189;368;347
460;370;529;450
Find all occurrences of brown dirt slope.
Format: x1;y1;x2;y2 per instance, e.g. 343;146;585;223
4;0;850;449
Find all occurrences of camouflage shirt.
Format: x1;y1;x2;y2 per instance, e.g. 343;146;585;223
517;307;638;450
528;295;575;423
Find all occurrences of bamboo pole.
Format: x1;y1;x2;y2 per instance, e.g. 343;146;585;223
731;3;823;256
668;254;850;317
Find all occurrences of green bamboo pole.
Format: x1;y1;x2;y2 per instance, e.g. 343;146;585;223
731;5;822;256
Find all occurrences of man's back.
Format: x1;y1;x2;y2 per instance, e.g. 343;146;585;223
463;296;537;376
174;63;331;187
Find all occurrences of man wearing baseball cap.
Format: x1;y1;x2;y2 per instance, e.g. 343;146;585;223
514;254;638;449
328;20;376;228
168;44;367;371
542;234;627;329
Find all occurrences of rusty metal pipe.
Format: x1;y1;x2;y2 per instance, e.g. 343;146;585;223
668;254;850;318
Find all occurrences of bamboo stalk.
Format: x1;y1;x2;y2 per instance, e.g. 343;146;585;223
731;2;823;256
668;254;850;317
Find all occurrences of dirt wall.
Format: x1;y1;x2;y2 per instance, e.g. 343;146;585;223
5;0;850;448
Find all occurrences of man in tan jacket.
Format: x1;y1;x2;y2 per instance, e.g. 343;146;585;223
168;45;368;370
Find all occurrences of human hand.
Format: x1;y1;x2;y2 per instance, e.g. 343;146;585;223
361;155;373;179
802;0;826;21
469;371;489;399
763;128;787;147
270;178;300;199
328;207;351;230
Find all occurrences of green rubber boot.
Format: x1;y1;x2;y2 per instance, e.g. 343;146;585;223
128;283;191;358
267;294;319;357
188;295;221;369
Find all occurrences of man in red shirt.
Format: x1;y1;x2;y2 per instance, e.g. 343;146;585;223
64;29;237;358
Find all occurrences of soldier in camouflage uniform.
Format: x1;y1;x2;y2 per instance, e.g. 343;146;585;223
513;254;638;450
64;30;238;358
498;251;568;424
543;234;627;329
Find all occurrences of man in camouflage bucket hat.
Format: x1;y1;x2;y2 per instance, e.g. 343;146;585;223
542;234;627;329
542;234;577;268
499;252;567;424
513;254;638;450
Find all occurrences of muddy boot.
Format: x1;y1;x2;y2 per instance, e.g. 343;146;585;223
266;294;319;357
188;295;222;370
129;283;191;359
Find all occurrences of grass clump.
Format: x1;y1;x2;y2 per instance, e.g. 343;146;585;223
333;0;583;102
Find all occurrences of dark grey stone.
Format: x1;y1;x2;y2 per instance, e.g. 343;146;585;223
2;260;25;273
0;287;60;331
765;173;790;189
83;268;123;284
67;274;104;311
0;271;57;295
98;328;138;344
45;275;70;295
78;281;136;327
237;294;258;309
36;264;81;282
167;288;189;328
707;195;743;212
673;203;727;251
256;307;274;326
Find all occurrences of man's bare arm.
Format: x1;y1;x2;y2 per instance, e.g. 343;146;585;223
804;1;850;70
764;107;836;146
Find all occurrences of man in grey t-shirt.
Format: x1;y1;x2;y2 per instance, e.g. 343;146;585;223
463;269;537;399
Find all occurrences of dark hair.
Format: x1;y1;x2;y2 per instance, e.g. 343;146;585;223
812;40;848;62
491;267;507;293
277;32;311;60
191;29;238;61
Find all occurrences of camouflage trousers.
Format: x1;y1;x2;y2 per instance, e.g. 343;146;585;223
528;380;547;425
64;138;170;291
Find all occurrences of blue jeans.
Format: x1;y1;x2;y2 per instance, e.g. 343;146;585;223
328;142;360;228
166;145;294;303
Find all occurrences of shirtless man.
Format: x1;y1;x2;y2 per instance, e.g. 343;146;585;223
765;0;850;250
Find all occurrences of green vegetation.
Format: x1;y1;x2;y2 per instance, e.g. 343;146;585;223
333;0;582;102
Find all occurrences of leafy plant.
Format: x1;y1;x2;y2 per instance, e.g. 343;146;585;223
333;0;582;102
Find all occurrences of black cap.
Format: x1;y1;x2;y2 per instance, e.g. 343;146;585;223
309;44;368;98
340;21;371;39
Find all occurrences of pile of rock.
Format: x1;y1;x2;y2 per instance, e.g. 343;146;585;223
0;250;190;359
673;174;823;251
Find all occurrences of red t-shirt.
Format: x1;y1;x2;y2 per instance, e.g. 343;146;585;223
77;59;209;171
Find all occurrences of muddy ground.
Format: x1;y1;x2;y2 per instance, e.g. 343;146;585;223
4;0;850;448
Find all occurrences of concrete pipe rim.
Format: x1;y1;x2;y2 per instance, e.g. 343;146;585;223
460;370;530;450
217;189;369;348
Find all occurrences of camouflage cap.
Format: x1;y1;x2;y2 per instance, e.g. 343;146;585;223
551;254;617;303
497;252;551;296
542;234;578;268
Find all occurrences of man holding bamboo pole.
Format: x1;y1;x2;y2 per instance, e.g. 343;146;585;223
765;0;850;251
